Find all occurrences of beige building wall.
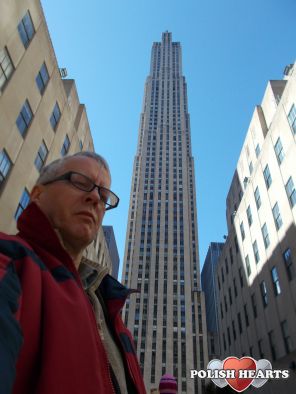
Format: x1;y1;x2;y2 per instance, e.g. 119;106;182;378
217;64;296;393
0;0;112;273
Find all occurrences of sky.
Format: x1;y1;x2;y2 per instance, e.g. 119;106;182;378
42;0;296;279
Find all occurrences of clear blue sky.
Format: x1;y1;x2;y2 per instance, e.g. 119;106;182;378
42;0;296;279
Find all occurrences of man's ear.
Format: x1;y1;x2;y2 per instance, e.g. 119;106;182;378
30;184;45;203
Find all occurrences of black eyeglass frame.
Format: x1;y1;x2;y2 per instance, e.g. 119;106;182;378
42;171;119;211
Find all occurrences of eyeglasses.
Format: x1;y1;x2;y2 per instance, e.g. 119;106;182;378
42;171;119;211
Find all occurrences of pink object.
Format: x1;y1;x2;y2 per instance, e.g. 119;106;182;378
159;374;178;393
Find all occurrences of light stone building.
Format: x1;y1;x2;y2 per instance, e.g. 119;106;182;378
216;63;296;393
0;0;112;273
121;32;208;393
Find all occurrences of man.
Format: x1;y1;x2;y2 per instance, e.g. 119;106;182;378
0;152;146;394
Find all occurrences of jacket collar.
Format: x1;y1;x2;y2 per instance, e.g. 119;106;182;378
79;257;137;301
18;203;137;311
17;202;80;280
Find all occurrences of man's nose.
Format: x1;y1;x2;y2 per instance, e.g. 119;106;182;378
84;186;101;204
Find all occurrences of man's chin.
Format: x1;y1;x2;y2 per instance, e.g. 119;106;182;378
73;228;97;247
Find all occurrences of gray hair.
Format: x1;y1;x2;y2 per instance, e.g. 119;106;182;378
36;151;110;185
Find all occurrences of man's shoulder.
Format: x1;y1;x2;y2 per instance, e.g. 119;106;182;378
0;231;38;262
0;231;32;249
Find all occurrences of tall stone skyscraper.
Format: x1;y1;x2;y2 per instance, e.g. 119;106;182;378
122;32;208;393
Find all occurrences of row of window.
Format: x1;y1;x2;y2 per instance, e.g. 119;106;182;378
17;98;61;140
0;133;70;194
1;11;35;93
223;318;292;360
0;47;14;92
219;248;294;321
1;11;62;139
240;176;295;245
230;104;296;223
221;263;285;320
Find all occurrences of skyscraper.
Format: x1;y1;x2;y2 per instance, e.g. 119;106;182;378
122;32;208;394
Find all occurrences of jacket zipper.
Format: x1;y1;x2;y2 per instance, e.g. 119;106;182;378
85;293;116;394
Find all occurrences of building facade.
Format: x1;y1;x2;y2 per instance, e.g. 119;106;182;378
201;242;224;360
216;64;296;393
0;0;112;273
122;32;208;393
103;225;120;278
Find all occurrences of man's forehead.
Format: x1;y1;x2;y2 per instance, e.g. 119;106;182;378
61;156;110;183
62;156;101;171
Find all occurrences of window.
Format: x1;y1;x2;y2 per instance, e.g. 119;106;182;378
18;11;35;48
34;141;48;171
261;223;270;249
240;222;245;241
16;100;33;137
246;205;253;226
274;137;284;164
61;134;70;156
281;320;292;354
272;202;283;230
234;237;239;254
232;320;236;340
0;150;12;187
254;186;261;209
223;333;226;351
244;304;249;327
248;161;253;175
260;281;268;307
50;102;61;130
228;287;232;305
79;140;83;150
239;267;244;287
225;258;229;274
36;63;49;94
251;293;257;318
245;255;251;277
0;47;14;91
283;248;295;281
253;240;260;264
287;104;296;135
263;165;272;189
237;313;242;334
271;266;281;296
268;330;277;361
227;327;231;345
285;177;296;208
233;278;237;297
255;144;260;158
224;296;228;312
15;189;30;220
258;339;264;359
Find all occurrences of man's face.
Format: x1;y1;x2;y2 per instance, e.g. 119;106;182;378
31;156;111;253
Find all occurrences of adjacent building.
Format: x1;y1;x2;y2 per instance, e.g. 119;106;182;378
121;32;208;393
0;0;113;273
103;225;120;278
216;63;296;393
201;242;224;360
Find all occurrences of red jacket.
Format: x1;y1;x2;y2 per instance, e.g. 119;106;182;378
0;203;146;394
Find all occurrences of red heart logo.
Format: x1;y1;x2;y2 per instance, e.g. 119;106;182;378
223;357;256;392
